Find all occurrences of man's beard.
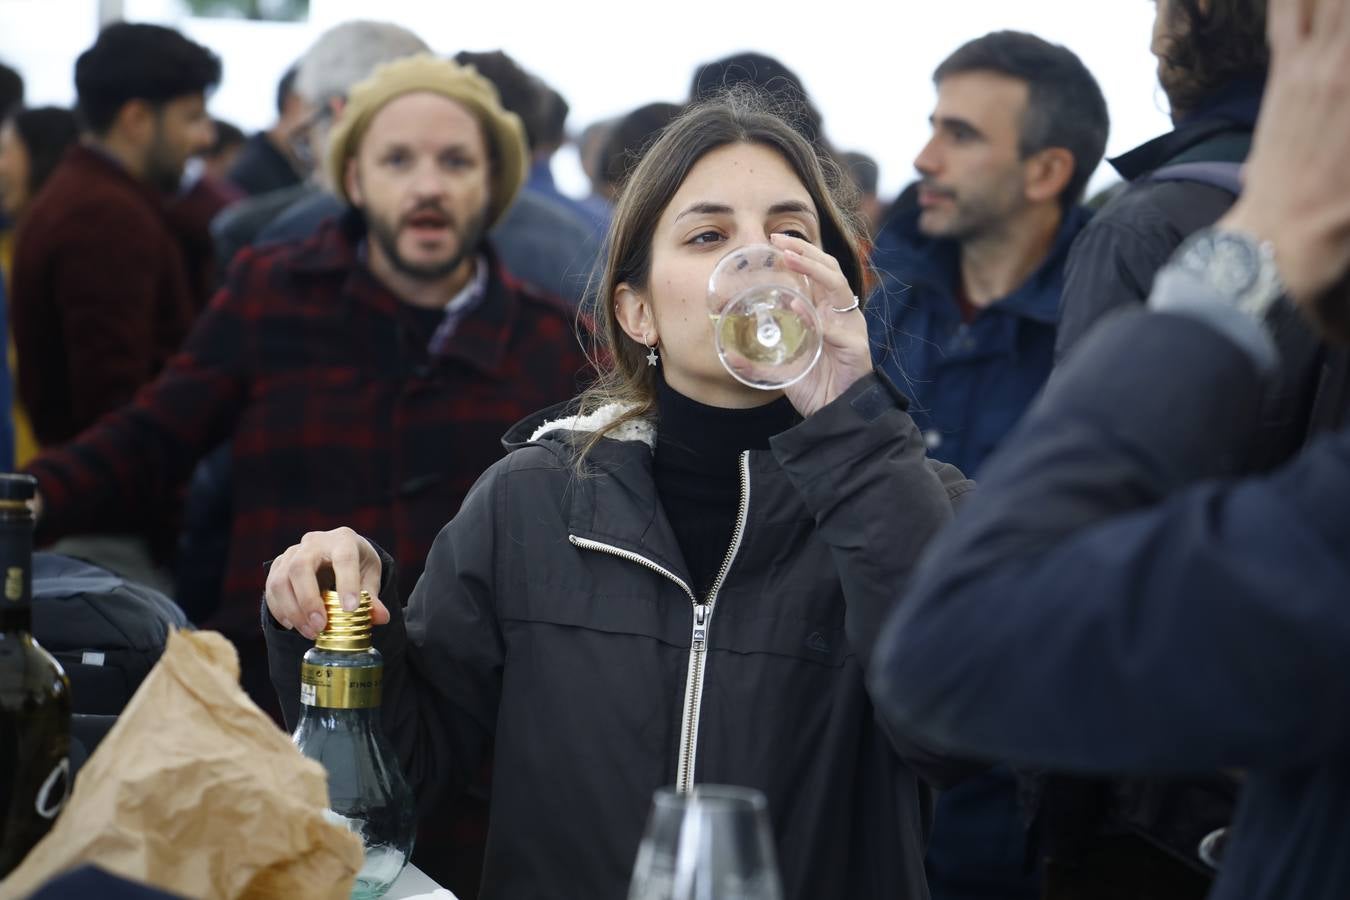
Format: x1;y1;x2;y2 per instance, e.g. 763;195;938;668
144;137;185;195
916;177;1022;243
367;201;489;283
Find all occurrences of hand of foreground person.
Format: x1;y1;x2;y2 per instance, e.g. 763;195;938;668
1220;0;1350;340
770;232;875;417
264;527;389;640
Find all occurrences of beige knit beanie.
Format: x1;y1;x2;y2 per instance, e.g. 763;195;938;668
326;53;528;228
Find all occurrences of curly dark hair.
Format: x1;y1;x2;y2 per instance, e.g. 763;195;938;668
74;23;221;135
1157;0;1269;115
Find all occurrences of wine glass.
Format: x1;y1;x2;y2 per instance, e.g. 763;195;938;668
707;243;823;390
629;785;784;900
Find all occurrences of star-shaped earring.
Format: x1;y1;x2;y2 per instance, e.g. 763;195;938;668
646;343;659;367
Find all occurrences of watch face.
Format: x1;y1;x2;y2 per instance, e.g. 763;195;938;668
1203;233;1262;295
1177;228;1286;319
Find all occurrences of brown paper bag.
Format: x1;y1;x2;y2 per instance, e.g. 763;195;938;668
0;629;364;899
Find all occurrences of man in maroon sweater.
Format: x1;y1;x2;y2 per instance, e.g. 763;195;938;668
10;23;219;588
12;23;219;447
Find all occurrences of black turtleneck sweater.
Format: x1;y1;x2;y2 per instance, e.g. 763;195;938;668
653;375;800;598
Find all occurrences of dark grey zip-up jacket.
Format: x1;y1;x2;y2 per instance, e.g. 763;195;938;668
265;373;973;900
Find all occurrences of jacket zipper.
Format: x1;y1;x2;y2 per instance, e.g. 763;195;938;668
568;450;752;795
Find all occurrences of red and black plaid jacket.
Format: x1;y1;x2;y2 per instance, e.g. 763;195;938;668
28;215;592;712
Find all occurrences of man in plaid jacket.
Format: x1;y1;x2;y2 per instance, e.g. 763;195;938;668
25;56;591;724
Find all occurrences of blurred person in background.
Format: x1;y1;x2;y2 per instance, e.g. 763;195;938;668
9;22;219;594
690;50;829;154
575;116;615;226
841;149;884;239
23;56;590;898
452;50;598;306
225;63;307;196
199;117;245;185
1057;0;1273;359
0;105;80;469
595;101;683;202
167;119;246;317
865;30;1108;900
0;59;22;123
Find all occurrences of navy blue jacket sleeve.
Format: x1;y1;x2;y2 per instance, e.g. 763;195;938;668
870;308;1350;775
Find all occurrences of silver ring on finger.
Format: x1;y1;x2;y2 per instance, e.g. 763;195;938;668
831;295;861;313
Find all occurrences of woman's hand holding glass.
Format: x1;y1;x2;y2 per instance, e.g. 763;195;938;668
764;233;872;417
264;527;390;640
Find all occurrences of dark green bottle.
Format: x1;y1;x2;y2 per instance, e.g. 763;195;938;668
0;474;71;876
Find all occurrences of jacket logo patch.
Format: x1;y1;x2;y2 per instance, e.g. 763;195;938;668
805;631;830;654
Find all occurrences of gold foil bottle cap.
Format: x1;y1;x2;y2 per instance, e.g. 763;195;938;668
315;590;374;651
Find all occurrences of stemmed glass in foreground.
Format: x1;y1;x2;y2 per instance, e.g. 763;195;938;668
628;785;784;900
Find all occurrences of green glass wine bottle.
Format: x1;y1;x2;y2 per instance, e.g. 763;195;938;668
0;473;71;877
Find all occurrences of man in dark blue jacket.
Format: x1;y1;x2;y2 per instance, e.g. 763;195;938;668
873;2;1350;897
1044;4;1307;896
868;31;1107;480
867;31;1108;900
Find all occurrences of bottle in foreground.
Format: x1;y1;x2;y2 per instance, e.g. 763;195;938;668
0;473;72;877
292;590;415;900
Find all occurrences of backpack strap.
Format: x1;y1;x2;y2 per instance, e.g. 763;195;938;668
1147;161;1245;196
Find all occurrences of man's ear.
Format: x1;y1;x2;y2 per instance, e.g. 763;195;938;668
115;99;155;147
1024;146;1075;206
613;282;656;346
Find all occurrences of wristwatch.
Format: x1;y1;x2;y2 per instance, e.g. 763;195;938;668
1170;227;1287;320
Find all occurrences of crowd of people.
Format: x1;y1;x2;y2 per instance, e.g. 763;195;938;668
2;0;1348;898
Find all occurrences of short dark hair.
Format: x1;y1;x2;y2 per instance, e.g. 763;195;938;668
1157;0;1268;115
208;118;245;158
600;102;683;190
5;106;80;198
0;61;23;118
453;50;547;151
74;22;222;135
689;52;824;148
275;64;299;117
934;31;1109;209
536;86;569;151
840;150;879;196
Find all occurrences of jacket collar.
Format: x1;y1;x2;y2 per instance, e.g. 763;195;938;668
288;208;524;377
1110;77;1264;180
872;203;1091;325
62;145;169;219
502;400;802;591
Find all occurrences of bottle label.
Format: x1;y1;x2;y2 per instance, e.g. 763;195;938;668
4;565;23;602
300;662;383;709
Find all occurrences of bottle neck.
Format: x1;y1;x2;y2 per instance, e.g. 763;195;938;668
299;648;384;711
297;705;380;728
0;512;35;633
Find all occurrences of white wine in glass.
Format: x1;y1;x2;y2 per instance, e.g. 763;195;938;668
707;244;822;390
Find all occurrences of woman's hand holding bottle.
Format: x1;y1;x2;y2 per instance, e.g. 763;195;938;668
264;527;389;639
